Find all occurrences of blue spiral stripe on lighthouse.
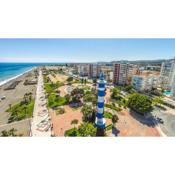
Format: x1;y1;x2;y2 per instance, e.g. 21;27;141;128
97;102;104;108
95;72;106;128
98;90;105;97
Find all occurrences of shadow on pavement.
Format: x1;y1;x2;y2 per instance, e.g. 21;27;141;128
129;110;163;127
112;127;120;136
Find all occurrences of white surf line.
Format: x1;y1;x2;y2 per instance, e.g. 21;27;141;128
0;67;36;87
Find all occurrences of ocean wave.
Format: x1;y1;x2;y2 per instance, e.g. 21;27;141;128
0;68;35;87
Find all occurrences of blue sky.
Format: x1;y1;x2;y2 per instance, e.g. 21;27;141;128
0;39;175;63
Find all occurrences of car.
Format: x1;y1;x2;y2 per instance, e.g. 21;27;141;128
157;118;164;124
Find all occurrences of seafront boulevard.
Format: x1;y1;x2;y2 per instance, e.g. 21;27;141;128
31;70;51;136
0;63;174;137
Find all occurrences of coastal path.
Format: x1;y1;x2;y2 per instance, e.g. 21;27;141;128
31;71;52;137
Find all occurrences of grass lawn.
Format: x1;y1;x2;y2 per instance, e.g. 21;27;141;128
105;103;121;112
104;112;113;119
45;82;64;94
48;94;67;108
65;128;80;136
7;100;35;123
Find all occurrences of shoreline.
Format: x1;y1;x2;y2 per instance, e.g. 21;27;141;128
0;67;38;127
0;67;37;87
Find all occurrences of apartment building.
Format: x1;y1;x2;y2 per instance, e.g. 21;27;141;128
78;64;89;77
131;71;160;92
99;64;113;82
88;64;100;79
160;59;175;99
113;63;129;85
127;64;139;84
168;62;175;99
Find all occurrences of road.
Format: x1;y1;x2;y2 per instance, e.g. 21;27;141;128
152;106;175;136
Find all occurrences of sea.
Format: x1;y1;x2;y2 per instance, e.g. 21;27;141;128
0;63;64;86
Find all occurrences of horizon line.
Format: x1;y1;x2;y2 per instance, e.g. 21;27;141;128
0;58;168;64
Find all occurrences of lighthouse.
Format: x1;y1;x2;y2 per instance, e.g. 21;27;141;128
95;72;106;133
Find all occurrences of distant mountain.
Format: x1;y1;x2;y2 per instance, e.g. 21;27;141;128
69;58;173;65
110;59;164;66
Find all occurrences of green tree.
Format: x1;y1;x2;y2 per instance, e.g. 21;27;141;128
9;104;12;110
153;96;164;107
67;77;73;82
1;128;18;137
65;128;79;137
121;98;128;108
93;79;97;84
81;78;84;84
127;93;153;114
83;94;97;104
28;92;32;102
111;87;122;100
84;79;87;85
65;94;70;103
91;109;96;123
112;114;119;127
124;85;134;93
81;104;94;122
71;88;84;97
78;122;96;137
24;105;27;117
71;119;79;128
23;93;28;104
70;88;84;104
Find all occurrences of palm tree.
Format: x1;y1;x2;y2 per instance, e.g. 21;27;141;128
9;104;12;110
81;78;84;85
1;128;17;137
112;114;119;127
23;93;28;104
24;105;27;117
153;96;163;107
93;78;97;91
71;119;79;128
28;92;32;102
81;105;93;122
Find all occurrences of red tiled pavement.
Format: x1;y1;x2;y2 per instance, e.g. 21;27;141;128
50;105;83;136
115;109;160;136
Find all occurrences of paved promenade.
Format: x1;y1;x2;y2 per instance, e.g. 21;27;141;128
31;71;51;137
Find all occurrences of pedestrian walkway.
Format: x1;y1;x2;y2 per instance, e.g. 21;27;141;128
31;71;51;137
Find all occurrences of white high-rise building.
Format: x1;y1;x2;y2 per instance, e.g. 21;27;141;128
160;59;175;83
169;63;175;100
160;58;175;99
78;64;89;77
132;74;160;92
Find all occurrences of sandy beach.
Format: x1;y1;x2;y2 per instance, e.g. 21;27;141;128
0;69;37;129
